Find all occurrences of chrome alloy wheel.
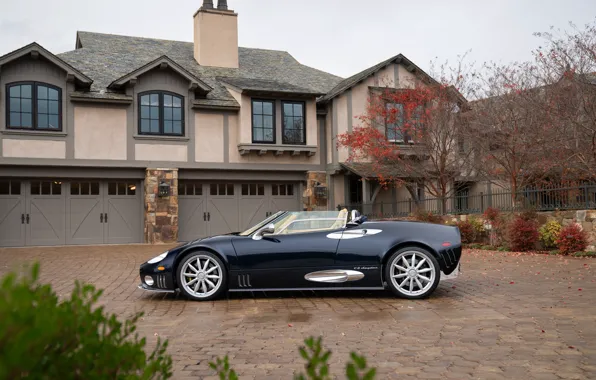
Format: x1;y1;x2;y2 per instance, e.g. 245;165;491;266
180;255;223;298
389;250;436;297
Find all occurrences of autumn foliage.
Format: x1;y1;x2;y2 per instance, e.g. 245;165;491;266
556;223;589;255
508;215;539;252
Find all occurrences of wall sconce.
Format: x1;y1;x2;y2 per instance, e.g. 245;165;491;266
314;182;328;199
158;181;170;197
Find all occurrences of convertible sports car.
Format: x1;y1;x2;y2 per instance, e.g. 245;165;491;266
139;209;461;300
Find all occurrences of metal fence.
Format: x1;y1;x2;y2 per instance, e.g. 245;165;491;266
338;183;596;219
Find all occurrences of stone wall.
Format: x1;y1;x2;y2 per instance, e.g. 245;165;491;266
302;171;328;211
144;168;178;244
450;209;596;251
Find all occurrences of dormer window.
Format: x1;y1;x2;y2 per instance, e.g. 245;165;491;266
138;91;184;136
6;82;62;131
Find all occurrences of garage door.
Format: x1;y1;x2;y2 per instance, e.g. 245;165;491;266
0;178;142;247
178;181;300;242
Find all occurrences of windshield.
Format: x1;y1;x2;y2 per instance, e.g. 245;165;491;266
238;211;285;236
238;209;350;236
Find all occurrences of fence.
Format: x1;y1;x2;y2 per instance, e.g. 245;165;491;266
338;183;596;219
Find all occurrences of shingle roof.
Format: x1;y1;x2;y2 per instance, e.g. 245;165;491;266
319;53;438;104
56;31;343;107
218;76;324;96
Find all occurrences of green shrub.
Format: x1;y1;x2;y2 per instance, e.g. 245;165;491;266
0;262;172;380
539;220;562;249
211;336;376;380
468;216;486;235
556;223;588;255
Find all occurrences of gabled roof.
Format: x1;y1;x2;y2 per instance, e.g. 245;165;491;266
218;77;324;97
107;55;212;94
319;53;438;104
55;31;343;107
0;42;93;86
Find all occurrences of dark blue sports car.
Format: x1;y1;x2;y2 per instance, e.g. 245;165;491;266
139;209;461;300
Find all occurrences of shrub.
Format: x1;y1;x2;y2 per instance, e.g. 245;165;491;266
412;209;443;224
456;220;476;244
211;336;376;380
0;262;172;379
556;223;588;255
483;207;500;224
508;215;539;251
539;220;562;249
468;216;486;235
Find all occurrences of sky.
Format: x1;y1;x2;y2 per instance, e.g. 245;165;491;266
1;0;595;79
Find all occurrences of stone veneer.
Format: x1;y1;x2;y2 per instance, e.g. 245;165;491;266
303;171;328;211
144;168;178;244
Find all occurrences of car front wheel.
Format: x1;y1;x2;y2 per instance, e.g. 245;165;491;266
177;251;226;301
385;247;440;299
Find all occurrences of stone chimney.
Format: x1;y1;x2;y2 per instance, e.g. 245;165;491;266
193;0;239;68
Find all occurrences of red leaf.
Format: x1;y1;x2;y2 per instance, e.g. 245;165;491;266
288;324;293;327
541;330;545;333
569;346;575;349
509;281;515;284
578;288;582;291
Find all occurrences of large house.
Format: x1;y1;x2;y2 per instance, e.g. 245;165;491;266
0;0;445;247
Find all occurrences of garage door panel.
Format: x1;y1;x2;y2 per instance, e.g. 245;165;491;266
239;183;268;231
208;198;239;236
67;197;103;245
270;183;300;213
28;197;66;246
179;198;206;241
105;199;140;244
0;196;25;247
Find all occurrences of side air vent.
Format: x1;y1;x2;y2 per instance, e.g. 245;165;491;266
155;274;167;289
238;274;252;288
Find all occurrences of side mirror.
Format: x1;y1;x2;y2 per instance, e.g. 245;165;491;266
252;223;275;240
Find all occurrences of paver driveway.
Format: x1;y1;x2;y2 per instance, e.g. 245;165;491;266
0;245;595;380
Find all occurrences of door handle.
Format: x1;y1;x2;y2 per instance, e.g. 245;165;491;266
100;213;104;223
203;212;206;221
104;213;107;223
26;214;30;224
21;214;25;224
207;212;210;221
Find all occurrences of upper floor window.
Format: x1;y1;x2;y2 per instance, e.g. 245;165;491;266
252;99;275;143
385;102;422;143
6;82;61;131
282;101;305;145
139;91;184;136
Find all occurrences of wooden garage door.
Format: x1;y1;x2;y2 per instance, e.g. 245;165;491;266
178;181;300;242
0;179;26;247
67;180;141;245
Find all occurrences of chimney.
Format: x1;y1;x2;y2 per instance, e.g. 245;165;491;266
193;0;239;68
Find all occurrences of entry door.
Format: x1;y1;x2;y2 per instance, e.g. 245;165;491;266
0;180;26;247
178;182;207;242
27;180;66;246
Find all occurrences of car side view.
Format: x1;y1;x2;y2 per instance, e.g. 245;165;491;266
139;209;462;300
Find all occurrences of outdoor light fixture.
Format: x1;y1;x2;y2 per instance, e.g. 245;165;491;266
158;181;170;197
314;182;328;199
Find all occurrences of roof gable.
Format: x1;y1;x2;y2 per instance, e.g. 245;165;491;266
0;42;93;86
107;55;212;94
319;53;438;104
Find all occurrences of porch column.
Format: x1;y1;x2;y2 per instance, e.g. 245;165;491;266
361;178;372;215
144;168;178;244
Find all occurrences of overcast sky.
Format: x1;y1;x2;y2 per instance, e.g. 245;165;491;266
1;0;595;78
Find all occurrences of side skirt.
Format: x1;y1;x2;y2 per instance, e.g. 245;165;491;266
229;286;385;292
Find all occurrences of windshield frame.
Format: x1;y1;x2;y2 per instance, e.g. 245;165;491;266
238;211;286;236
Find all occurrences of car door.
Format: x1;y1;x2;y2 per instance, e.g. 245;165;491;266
231;228;344;289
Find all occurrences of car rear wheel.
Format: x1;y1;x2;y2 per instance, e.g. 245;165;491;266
177;251;226;301
385;247;440;299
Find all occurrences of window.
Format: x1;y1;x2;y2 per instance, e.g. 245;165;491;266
70;182;100;196
385;103;421;143
139;92;184;136
272;184;294;196
179;181;203;196
210;183;234;196
282;101;305;145
31;180;62;195
241;183;265;196
0;180;21;195
6;82;61;131
107;182;137;196
251;100;275;143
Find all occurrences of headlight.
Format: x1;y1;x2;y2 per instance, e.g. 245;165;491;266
147;251;168;264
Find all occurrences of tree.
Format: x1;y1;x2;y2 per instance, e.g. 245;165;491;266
337;58;477;212
532;20;596;180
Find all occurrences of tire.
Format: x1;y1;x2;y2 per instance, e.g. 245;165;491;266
384;246;440;299
177;251;227;301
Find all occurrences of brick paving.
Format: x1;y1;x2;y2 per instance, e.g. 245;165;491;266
1;245;595;379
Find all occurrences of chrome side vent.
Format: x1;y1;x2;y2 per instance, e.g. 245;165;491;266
155;274;167;289
238;274;252;288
